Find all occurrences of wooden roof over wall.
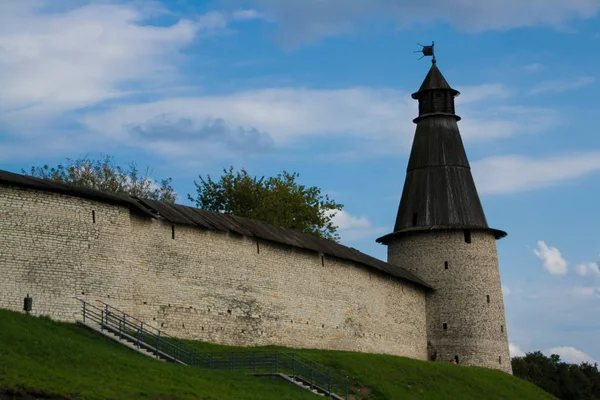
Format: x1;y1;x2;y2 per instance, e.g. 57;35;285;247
0;168;433;290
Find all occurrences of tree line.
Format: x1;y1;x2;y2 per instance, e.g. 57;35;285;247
512;351;600;400
23;155;343;242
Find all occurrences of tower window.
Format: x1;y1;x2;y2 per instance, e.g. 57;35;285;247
412;212;418;226
171;225;175;240
501;325;504;333
321;254;325;266
444;261;448;270
92;210;96;224
499;356;502;364
487;295;490;303
464;230;472;243
443;323;448;331
256;242;260;254
454;355;460;364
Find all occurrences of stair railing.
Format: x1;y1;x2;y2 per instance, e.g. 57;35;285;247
95;300;211;366
76;298;348;399
75;298;209;366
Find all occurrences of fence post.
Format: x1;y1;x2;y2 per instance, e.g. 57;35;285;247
82;302;86;323
156;332;160;359
119;318;123;340
310;367;314;390
276;352;279;374
345;375;349;400
328;370;331;397
292;355;296;377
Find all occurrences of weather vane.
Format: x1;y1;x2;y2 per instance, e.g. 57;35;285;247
414;41;436;63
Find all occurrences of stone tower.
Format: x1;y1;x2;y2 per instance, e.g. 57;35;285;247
376;57;512;374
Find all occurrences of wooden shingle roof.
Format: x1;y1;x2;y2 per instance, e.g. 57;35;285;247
378;61;506;244
0;168;433;290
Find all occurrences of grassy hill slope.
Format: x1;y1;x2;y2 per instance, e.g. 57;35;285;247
0;309;555;400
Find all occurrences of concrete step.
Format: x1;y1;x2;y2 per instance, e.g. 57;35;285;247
77;320;168;363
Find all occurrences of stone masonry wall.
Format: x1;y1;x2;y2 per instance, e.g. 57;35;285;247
387;230;512;374
0;184;428;360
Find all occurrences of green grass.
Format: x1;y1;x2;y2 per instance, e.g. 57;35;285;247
0;309;555;400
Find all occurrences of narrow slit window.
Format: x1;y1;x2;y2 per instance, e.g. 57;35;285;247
443;323;448;331
464;230;472;243
501;325;504;333
412;212;418;226
171;225;175;240
256;242;260;254
487;295;490;303
455;355;459;364
499;356;502;364
92;210;96;224
321;255;325;266
444;261;448;270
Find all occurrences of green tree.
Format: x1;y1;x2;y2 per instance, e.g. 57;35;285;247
188;166;343;241
23;155;177;203
512;351;600;400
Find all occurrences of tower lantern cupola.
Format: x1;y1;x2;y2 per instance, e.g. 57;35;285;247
411;59;461;123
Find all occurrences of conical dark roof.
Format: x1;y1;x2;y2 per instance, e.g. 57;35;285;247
411;60;459;99
377;61;505;244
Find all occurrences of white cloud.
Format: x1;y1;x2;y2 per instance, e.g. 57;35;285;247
575;262;600;277
570;286;600;298
472;152;600;195
328;209;389;242
0;2;262;129
197;8;263;31
509;343;525;358
68;84;557;162
0;2;200;121
528;76;596;95
234;0;600;47
546;346;597;364
231;9;264;21
332;210;372;230
502;284;511;296
460;106;558;142
533;241;568;275
524;63;543;72
454;83;512;104
0;2;573;167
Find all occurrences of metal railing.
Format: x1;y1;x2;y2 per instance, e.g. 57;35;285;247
75;298;348;399
76;299;209;366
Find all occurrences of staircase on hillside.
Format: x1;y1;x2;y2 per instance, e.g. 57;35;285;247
75;299;348;399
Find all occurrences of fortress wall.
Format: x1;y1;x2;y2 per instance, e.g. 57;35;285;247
387;230;512;373
0;184;428;360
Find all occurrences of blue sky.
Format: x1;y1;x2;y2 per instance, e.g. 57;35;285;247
1;0;599;365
